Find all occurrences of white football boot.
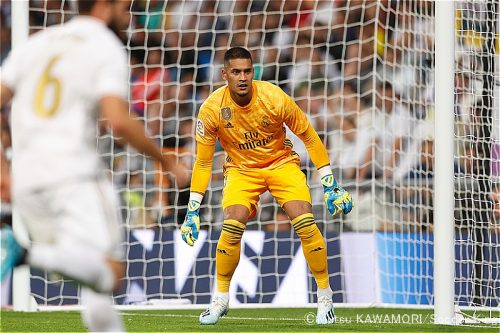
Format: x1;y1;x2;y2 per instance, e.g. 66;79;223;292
316;295;336;324
199;295;229;325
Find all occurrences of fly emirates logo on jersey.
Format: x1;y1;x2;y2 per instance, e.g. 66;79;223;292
235;131;274;151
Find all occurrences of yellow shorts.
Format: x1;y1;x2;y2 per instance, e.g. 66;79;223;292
222;161;311;218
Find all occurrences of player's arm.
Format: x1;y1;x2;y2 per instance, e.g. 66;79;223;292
190;141;216;197
283;92;353;217
94;37;185;185
0;84;13;202
1;41;21;110
0;84;13;109
295;124;330;171
100;96;187;185
180;103;218;246
0;145;11;203
180;141;215;246
297;124;353;217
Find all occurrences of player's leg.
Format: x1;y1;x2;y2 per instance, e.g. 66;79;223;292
16;179;126;330
217;167;265;296
199;204;248;325
16;179;124;293
284;200;335;324
0;226;25;281
0;223;118;293
200;168;265;325
216;204;249;294
27;242;119;293
81;287;124;332
268;162;335;324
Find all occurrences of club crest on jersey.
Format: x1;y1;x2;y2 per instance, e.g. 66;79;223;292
196;119;205;137
221;107;232;121
261;115;271;127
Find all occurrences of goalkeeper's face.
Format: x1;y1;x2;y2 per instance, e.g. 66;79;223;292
222;58;254;98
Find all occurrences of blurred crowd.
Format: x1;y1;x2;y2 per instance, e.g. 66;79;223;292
1;0;498;233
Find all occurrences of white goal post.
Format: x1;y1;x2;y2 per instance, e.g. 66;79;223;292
433;0;456;325
9;0;35;313
4;0;499;327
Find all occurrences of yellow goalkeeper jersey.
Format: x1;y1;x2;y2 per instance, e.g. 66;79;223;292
195;80;310;169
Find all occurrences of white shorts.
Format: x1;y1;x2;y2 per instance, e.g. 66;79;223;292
14;176;124;261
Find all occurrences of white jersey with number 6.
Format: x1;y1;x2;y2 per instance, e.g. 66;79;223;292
1;16;128;193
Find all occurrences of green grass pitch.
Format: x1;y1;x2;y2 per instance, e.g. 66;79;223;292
1;308;498;332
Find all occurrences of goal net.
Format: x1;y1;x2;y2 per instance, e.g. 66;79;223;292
3;0;499;324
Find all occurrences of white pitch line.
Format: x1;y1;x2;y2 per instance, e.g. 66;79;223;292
121;312;305;321
120;313;498;328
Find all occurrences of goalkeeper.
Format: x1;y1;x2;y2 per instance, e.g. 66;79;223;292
181;47;353;325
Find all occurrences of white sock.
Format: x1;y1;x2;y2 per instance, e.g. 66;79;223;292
214;290;229;302
317;286;333;299
81;287;124;332
27;244;115;293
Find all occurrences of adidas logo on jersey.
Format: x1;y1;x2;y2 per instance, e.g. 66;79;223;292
224;122;234;128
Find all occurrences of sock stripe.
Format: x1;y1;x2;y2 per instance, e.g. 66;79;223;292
293;217;314;226
292;217;315;229
222;222;245;231
294;221;316;232
222;226;243;235
223;220;246;230
294;219;315;228
293;220;315;231
221;230;242;237
223;224;245;232
222;225;244;235
291;213;314;224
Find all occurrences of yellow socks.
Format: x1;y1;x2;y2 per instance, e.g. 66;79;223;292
215;215;329;292
291;213;330;289
216;219;246;292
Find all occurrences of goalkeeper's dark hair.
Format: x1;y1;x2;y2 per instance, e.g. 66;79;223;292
78;0;114;14
224;47;253;66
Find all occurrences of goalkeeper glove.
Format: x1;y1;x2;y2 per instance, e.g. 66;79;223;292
321;174;353;217
181;200;201;246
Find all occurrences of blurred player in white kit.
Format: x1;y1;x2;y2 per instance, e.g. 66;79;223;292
0;0;185;331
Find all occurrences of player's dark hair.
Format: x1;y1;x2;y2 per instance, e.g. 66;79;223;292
78;0;97;14
78;0;114;14
224;47;253;66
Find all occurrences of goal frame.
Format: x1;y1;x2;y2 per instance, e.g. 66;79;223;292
10;0;36;313
433;0;456;325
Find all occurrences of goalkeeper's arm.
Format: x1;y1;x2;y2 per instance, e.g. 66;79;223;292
296;124;331;173
296;124;353;216
189;142;216;200
181;142;215;246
